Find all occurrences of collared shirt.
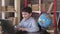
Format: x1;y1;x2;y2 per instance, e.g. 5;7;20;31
17;17;39;32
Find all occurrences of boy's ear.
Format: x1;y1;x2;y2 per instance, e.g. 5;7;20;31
30;13;32;16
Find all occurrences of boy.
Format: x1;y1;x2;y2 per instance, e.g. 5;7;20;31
16;7;39;34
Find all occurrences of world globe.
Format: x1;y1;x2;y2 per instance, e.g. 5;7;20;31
38;13;52;28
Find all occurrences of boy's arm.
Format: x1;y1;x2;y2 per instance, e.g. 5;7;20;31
15;23;22;30
16;19;24;28
25;20;39;32
16;23;22;28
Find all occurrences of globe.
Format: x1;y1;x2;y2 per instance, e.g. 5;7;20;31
38;13;52;28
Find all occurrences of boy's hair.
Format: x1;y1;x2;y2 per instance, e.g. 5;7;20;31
22;7;32;13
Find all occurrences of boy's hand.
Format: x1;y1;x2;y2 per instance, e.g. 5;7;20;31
19;28;27;31
21;28;27;31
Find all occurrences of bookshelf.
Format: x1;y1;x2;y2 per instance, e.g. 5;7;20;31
0;0;20;33
0;0;18;25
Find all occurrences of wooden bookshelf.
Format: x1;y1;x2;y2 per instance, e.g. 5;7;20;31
0;0;20;25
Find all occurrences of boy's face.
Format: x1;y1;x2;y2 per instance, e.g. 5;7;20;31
22;12;32;19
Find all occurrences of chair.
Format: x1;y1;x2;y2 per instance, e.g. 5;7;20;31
0;19;15;34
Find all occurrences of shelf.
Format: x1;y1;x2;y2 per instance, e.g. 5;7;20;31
32;11;41;13
0;11;17;19
0;11;16;12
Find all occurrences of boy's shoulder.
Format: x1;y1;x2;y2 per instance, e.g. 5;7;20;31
29;17;35;20
21;17;36;23
29;17;37;22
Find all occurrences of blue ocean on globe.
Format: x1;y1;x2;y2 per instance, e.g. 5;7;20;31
38;13;52;28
